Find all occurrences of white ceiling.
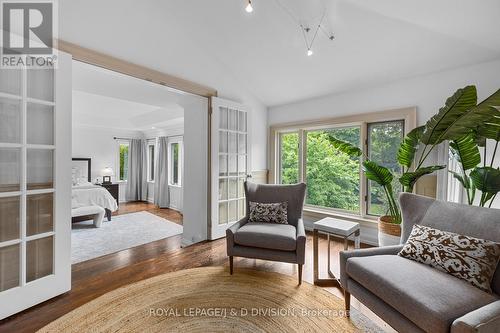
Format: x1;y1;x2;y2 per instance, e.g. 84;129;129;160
60;0;500;107
72;61;184;131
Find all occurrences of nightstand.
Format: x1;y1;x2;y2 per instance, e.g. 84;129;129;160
98;183;119;220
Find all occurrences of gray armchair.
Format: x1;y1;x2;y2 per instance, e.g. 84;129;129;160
226;182;307;284
340;193;500;333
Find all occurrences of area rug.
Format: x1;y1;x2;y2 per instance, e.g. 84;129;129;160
38;266;382;333
71;211;183;264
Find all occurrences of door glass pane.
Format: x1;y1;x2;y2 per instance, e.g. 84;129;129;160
238;199;246;219
0;148;20;192
228;109;238;131
238;155;246;175
0;196;20;242
27;149;53;190
280;132;299;185
238;134;246;154
306;126;361;212
228;133;237;154
219;179;228;200
219;155;227;176
27;69;54;102
219;107;228;130
27;193;53;236
238;111;246;132
26;236;54;283
229;155;237;176
0;97;21;143
219;131;227;153
238;178;245;198
367;121;405;216
0;68;21;95
0;244;20;291
27;103;54;145
228;200;237;222
228;178;237;199
218;202;228;225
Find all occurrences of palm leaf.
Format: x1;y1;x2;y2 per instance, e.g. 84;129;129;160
470;167;500;194
477;107;500;142
327;136;362;157
449;170;472;189
421;86;480;145
449;132;481;171
397;126;424;168
362;160;393;186
399;165;446;191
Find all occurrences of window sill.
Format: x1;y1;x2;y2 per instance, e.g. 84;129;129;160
303;207;378;227
169;184;182;188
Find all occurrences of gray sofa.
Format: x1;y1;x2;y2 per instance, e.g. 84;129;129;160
226;182;307;284
340;193;500;333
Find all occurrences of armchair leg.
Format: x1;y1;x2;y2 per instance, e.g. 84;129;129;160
229;256;233;275
344;290;351;317
298;264;303;285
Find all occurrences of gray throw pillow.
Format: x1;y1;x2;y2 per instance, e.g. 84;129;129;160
248;201;288;224
398;224;500;293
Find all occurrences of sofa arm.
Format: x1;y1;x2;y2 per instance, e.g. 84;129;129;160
296;218;306;265
339;245;404;289
451;300;500;333
226;217;248;256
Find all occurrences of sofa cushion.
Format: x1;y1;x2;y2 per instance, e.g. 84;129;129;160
248;201;288;224
234;222;296;251
398;224;500;293
346;255;498;333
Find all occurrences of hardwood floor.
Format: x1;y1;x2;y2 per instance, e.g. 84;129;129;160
0;203;393;332
113;201;183;225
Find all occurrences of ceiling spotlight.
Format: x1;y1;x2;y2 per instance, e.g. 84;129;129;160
245;0;253;13
307;49;313;56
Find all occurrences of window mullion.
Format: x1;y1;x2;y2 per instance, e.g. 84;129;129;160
298;129;305;184
360;122;368;218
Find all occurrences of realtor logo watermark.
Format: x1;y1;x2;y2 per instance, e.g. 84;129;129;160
1;0;58;68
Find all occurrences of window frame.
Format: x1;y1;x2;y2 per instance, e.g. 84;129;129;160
168;137;183;187
270;107;416;221
116;139;130;182
147;139;156;183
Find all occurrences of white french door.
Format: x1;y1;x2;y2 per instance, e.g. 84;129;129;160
0;53;72;319
210;97;251;240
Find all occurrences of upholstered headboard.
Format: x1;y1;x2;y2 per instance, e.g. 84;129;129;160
72;158;91;184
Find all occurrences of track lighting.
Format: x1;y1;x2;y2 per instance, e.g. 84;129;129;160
245;0;253;13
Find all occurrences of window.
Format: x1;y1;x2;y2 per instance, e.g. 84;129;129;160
273;110;412;219
147;140;155;182
169;140;182;186
306;126;361;212
279;132;299;184
118;141;129;181
367;121;404;216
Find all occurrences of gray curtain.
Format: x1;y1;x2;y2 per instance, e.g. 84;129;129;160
126;139;148;201
154;137;170;208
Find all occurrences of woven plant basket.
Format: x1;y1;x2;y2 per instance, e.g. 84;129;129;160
378;215;401;246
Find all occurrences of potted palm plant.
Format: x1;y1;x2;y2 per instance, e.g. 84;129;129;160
328;86;500;245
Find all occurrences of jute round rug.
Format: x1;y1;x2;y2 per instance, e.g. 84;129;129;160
39;266;360;332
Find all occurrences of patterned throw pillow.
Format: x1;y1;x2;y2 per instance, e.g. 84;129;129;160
398;224;500;293
248;201;288;224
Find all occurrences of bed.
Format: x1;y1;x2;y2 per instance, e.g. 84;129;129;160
72;158;118;222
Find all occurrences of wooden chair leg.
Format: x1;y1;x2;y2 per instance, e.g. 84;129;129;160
344;290;351;317
298;264;303;285
229;256;233;275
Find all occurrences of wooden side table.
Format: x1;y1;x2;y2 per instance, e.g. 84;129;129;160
313;217;360;287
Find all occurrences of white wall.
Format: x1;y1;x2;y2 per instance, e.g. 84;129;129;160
71;126;143;202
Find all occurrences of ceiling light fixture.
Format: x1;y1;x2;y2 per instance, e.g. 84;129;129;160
245;0;253;13
307;49;313;57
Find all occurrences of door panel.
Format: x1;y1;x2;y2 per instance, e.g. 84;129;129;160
210;98;250;239
0;52;72;319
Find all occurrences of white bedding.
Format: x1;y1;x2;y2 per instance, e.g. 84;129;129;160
72;184;118;212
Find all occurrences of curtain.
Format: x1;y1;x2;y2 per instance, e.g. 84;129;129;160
126;139;148;201
154;137;170;208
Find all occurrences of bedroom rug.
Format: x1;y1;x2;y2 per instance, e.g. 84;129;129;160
71;211;183;264
37;266;383;333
